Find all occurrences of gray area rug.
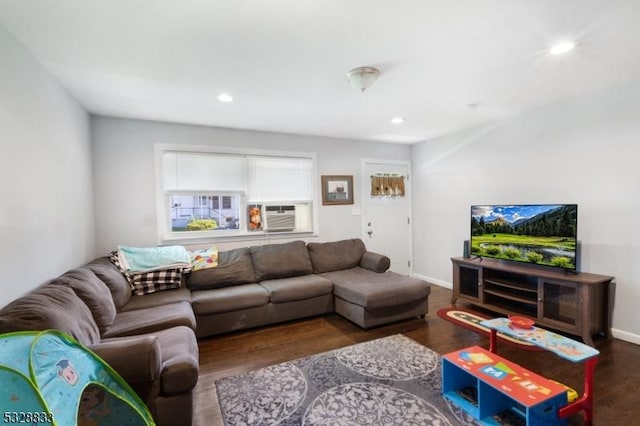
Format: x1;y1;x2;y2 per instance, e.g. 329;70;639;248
215;334;478;425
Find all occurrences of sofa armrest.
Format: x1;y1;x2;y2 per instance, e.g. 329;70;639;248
359;251;391;273
89;335;162;385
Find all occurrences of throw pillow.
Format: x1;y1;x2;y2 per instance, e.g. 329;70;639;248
190;247;219;271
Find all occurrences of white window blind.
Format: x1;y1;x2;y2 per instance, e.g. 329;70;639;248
247;157;313;202
158;146;317;241
163;152;246;192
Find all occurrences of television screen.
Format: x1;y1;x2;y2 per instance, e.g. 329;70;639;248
470;204;578;270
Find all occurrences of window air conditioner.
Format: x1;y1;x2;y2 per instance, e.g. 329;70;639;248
264;205;296;231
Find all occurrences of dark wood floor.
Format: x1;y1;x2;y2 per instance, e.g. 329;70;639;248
193;285;639;425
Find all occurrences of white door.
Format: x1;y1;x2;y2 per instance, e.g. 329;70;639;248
362;160;411;275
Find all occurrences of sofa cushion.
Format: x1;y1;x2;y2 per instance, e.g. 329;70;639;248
321;267;430;309
53;268;117;334
102;301;196;338
307;239;366;273
120;288;192;312
0;284;100;345
259;275;333;303
191;285;269;315
187;247;256;290
84;256;132;309
250;240;313;281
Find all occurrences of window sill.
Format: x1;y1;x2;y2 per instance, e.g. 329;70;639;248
159;230;318;247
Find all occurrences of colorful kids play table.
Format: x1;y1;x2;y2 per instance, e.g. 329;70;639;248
480;317;600;426
442;345;569;425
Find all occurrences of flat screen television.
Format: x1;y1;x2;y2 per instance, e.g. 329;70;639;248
470;204;578;270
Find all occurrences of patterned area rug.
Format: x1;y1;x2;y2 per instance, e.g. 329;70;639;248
215;334;478;425
437;307;544;351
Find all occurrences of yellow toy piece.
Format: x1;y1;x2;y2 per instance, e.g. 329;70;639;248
549;379;578;403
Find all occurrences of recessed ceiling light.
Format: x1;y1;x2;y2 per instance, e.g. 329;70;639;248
217;93;233;103
391;116;404;124
549;41;575;55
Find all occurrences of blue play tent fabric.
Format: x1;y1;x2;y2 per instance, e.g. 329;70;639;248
0;330;155;426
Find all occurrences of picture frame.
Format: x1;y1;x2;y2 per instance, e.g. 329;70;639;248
321;175;354;205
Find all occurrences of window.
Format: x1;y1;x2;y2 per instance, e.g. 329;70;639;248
157;147;317;242
169;194;240;232
222;196;232;209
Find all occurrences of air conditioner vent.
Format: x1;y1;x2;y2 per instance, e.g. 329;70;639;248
264;205;296;231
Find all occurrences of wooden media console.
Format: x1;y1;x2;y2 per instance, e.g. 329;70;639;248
451;257;614;346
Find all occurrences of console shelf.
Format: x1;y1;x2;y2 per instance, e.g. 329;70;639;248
451;257;614;346
483;289;537;305
484;278;538;294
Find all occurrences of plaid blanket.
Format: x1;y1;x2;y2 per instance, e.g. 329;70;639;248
110;251;188;295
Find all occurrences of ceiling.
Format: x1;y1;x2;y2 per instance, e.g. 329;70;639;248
1;0;639;144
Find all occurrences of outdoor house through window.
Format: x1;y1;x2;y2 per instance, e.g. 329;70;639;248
158;148;316;241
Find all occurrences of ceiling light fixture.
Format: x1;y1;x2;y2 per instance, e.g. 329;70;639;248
549;41;575;55
391;116;404;124
346;66;380;92
217;93;233;103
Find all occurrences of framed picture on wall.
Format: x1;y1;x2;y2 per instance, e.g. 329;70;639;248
321;175;354;205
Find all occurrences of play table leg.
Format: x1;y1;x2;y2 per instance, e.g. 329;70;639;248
488;327;597;425
558;356;598;426
488;329;498;353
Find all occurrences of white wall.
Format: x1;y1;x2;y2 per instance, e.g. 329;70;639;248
412;82;640;343
0;28;94;307
91;116;411;254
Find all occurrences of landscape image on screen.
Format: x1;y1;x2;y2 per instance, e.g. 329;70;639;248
471;204;577;270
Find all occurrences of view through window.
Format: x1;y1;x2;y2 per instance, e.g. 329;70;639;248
159;149;316;240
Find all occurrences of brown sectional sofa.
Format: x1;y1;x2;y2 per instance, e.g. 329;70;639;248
0;238;430;426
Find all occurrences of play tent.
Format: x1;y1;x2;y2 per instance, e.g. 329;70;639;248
0;330;155;426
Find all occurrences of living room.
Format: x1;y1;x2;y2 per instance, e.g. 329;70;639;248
1;1;639;425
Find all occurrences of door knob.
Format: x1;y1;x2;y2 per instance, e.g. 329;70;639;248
367;229;373;236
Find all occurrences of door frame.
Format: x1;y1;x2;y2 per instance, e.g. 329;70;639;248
360;158;413;274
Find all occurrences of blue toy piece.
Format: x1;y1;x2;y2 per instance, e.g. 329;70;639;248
0;330;155;426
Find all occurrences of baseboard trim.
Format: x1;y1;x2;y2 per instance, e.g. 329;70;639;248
611;328;640;345
411;273;452;289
